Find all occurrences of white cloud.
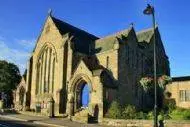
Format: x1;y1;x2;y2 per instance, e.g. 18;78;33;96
0;39;31;74
16;39;36;48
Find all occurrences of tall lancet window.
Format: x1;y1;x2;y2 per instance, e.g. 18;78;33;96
40;54;43;94
47;49;52;93
36;45;56;95
36;62;40;94
51;58;55;93
44;49;48;93
106;56;109;69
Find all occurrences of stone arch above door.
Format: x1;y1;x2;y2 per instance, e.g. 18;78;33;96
69;74;93;94
68;74;93;112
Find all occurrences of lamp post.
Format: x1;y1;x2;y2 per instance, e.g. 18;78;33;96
143;4;158;127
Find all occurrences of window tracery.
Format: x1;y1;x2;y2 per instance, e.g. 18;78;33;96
36;45;56;94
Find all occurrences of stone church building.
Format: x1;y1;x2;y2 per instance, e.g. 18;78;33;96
22;13;170;122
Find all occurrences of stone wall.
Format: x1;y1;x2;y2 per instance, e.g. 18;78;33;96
96;49;119;80
166;80;190;108
102;118;190;127
29;15;68;116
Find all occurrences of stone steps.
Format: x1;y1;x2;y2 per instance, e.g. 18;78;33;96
72;108;89;123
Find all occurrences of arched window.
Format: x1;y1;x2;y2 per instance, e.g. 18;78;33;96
36;45;56;94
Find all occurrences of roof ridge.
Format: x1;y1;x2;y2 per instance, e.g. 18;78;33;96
51;16;99;39
136;27;154;35
96;27;132;42
172;76;190;79
172;76;190;82
136;26;158;35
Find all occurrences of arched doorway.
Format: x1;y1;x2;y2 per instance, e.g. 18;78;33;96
75;81;90;110
81;84;89;108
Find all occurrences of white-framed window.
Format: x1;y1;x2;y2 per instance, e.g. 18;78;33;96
180;90;190;102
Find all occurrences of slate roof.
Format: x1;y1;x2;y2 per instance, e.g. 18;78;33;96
33;14;160;55
172;76;190;82
93;28;132;53
51;16;98;40
51;16;99;54
136;27;154;43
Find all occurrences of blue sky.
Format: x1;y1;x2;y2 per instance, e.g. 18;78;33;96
0;0;189;77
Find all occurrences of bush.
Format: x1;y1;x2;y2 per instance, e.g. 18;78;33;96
147;111;154;119
163;98;176;113
167;100;176;113
136;111;148;119
105;101;122;119
122;105;137;119
170;108;190;120
105;102;152;120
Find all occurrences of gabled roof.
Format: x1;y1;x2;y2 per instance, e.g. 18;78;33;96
93;28;132;53
33;15;99;54
136;27;158;43
51;16;98;40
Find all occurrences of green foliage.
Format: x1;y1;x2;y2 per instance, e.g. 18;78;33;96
158;75;172;89
106;101;122;119
136;111;148;119
140;75;171;92
167;100;176;113
0;60;21;92
170;108;190;120
139;77;153;92
163;98;176;114
122;105;137;119
147;111;154;119
105;100;190;120
106;102;152;120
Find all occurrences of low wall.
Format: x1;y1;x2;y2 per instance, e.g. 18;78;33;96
102;118;190;127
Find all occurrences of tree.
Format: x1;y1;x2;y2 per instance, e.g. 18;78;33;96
0;60;21;107
158;75;172;89
0;60;21;92
139;75;172;110
139;75;172;92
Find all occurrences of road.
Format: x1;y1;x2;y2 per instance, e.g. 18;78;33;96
0;117;49;127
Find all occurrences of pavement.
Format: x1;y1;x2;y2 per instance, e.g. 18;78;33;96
0;112;103;127
0;116;48;127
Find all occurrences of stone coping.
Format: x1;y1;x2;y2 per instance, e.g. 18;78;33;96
102;118;190;127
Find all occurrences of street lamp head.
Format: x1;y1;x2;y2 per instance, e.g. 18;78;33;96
143;4;154;15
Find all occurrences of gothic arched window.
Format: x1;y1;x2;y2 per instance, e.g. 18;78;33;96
36;45;56;95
